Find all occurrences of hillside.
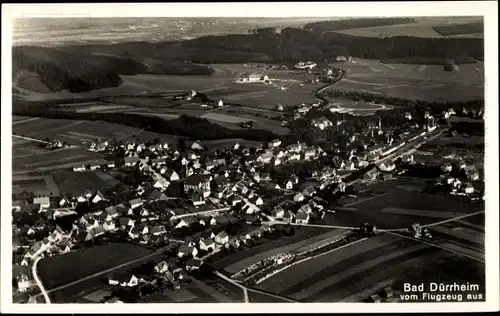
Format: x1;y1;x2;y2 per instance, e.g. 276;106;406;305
12;46;215;93
12;20;484;94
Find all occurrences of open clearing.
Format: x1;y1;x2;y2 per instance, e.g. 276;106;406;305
255;232;484;302
37;243;158;302
330;59;484;102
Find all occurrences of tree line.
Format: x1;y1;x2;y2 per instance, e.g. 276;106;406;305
303;18;417;34
12;107;279;142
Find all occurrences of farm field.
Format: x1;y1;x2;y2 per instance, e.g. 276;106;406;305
255;232;484;302
52;170;119;196
12;116;178;145
323;178;484;230
334;17;483;38
12;142;106;175
212;226;332;273
328;59;484;102
208;81;319;110
37;243;161;302
12;174;60;196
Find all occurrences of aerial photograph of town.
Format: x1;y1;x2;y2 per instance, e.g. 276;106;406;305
8;11;489;306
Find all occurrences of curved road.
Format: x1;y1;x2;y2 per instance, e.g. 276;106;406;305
32;257;51;304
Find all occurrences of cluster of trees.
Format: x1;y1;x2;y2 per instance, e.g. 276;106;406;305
12;103;280;142
321;32;484;63
224;108;282;122
304;18;417;34
12;46;215;93
432;22;483;36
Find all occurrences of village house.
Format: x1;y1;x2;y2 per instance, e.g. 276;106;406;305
294;192;305;202
118;217;135;229
154;261;169;274
249;195;264;206
129;198;144;210
295;210;310;224
311;117;333;130
199;238;216;251
257;151;274;164
379;161;396;172
103;220;116;231
186;259;203;272
175;217;198;229
16;273;35;292
153;177;170;190
104;206;119;219
464;183;475;194
441;162;453;173
178;244;198;258
124;156;140;167
303;186;317;197
191;141;204;151
214;231;230;245
200;230;216;241
58;196;71;207
90;190;105;204
73;165;87;172
190;192;206;206
131;223;149;237
33;196;50;210
148;190;168;202
304;147;316;160
268;139;281;149
108;273;141;288
150;225;167;236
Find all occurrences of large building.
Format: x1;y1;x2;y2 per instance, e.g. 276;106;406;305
239;73;268;82
294;61;317;70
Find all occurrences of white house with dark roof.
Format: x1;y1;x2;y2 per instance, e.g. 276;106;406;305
153;177;170;190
